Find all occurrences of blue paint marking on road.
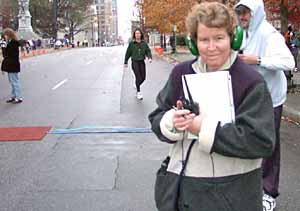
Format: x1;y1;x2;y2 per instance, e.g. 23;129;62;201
49;126;152;134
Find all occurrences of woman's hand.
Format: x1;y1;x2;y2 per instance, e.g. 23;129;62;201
172;100;203;135
173;109;195;132
187;114;203;135
173;100;195;132
238;54;259;65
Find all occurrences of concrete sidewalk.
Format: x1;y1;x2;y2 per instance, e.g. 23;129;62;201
154;47;300;123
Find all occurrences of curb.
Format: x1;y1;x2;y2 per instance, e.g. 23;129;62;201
156;50;300;124
283;105;300;124
20;47;75;60
0;47;77;67
0;47;78;63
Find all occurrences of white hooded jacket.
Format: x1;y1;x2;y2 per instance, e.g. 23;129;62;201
236;0;295;107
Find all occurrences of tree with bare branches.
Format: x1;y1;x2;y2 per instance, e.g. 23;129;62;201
0;0;18;30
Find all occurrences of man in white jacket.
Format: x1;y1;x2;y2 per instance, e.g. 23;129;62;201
235;1;295;211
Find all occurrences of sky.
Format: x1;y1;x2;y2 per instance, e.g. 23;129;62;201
117;0;136;41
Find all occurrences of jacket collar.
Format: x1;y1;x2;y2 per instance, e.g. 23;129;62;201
192;50;238;73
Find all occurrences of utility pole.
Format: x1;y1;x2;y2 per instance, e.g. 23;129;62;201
52;0;58;40
91;17;94;46
97;9;100;46
172;24;177;53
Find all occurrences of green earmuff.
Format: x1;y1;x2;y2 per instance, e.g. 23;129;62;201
185;25;244;56
184;36;199;56
231;25;244;51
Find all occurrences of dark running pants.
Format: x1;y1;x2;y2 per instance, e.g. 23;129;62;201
293;52;298;69
262;105;283;198
132;60;146;92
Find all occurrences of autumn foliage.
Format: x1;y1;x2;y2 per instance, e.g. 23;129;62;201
135;0;238;34
136;0;300;34
265;0;300;31
135;0;197;33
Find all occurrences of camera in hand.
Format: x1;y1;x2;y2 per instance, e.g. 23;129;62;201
182;75;200;115
182;99;199;116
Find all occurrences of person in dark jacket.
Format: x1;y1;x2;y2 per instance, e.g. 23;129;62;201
149;2;275;211
289;33;299;72
1;28;22;104
124;28;152;100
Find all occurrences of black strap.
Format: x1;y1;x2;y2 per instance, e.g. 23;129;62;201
179;139;196;176
175;139;197;210
183;75;195;104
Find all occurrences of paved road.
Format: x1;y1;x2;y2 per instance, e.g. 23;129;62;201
0;47;299;210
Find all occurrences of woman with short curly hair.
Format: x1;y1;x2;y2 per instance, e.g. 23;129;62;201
149;2;275;210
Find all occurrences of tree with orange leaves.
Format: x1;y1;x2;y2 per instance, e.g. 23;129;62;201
265;0;300;32
135;0;199;34
136;0;238;34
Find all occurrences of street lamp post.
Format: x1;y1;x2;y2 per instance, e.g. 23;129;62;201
163;33;166;51
91;20;94;46
97;11;100;46
91;4;100;46
172;24;177;53
50;0;58;40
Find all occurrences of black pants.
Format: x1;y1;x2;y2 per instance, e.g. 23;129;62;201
262;105;282;198
292;52;298;68
132;60;146;92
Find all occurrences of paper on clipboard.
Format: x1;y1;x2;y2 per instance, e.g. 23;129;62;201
182;71;235;127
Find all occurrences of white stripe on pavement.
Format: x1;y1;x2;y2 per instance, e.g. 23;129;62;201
86;60;93;65
52;79;68;90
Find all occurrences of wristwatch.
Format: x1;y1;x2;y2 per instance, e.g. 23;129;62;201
257;57;261;65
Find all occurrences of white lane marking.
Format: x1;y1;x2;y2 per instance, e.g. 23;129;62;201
52;79;68;90
86;60;93;65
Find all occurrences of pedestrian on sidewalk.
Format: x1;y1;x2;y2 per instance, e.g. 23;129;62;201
289;32;299;72
1;28;23;104
235;1;295;210
124;28;152;100
149;2;275;211
284;24;293;46
0;35;6;49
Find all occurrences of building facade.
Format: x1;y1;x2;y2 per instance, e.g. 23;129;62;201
111;0;118;44
74;0;118;47
94;0;118;45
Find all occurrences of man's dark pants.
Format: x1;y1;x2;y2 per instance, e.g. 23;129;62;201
262;105;282;198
